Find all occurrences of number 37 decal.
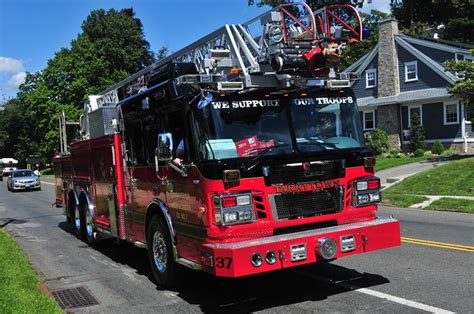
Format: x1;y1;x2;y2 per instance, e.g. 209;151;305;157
215;257;232;269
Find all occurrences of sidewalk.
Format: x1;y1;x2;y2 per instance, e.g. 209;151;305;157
410;195;474;209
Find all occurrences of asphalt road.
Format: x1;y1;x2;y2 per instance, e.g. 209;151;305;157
0;177;473;313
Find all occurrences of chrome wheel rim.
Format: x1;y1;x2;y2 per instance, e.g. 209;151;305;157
152;231;167;273
74;205;81;231
85;208;93;238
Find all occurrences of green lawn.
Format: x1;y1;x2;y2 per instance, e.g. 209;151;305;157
376;155;430;171
0;229;61;313
381;157;474;212
426;198;474;214
384;157;474;196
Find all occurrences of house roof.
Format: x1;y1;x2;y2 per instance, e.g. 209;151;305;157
343;33;469;105
343;44;378;87
344;45;377;73
394;36;457;85
357;88;452;107
344;35;461;85
400;35;474;52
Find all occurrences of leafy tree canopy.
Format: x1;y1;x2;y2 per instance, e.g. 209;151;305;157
391;0;473;43
339;9;388;70
0;8;156;164
445;49;474;115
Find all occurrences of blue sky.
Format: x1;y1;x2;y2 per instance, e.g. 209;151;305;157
0;0;391;101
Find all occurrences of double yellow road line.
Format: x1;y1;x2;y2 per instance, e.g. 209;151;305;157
402;237;474;253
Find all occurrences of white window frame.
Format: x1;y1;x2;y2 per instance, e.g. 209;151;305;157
407;105;423;127
404;61;418;82
363;110;376;131
443;103;459;125
365;69;377;88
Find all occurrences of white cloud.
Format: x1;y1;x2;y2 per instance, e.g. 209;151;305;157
5;72;26;89
0;56;24;73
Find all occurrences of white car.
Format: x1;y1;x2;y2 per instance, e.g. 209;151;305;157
7;169;41;192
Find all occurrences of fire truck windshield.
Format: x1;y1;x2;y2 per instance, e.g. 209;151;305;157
191;94;365;161
290;95;365;153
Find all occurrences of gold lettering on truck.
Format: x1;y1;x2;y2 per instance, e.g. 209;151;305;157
273;179;341;194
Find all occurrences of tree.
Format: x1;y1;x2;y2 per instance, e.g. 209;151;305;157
80;8;155;92
339;10;387;70
445;50;474;115
0;8;155;162
365;128;389;154
391;0;473;43
409;113;425;152
157;47;169;61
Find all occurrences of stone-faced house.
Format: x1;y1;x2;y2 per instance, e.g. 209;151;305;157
344;17;473;153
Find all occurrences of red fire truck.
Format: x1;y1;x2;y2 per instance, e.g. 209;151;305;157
54;3;400;288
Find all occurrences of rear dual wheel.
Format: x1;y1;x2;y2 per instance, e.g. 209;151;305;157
71;202;96;246
73;203;85;240
84;205;96;246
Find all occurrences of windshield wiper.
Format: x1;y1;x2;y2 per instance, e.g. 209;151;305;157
243;144;290;172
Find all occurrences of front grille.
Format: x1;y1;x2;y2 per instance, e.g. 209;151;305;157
264;160;345;185
271;187;342;220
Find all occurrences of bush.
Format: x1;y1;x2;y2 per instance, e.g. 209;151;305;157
431;141;445;154
389;148;401;155
440;149;455;157
414;148;425;157
365;129;389;154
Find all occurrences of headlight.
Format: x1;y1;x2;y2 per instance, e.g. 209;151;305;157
213;193;255;226
353;177;381;207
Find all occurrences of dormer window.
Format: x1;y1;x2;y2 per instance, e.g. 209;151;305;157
365;69;376;88
405;61;418;82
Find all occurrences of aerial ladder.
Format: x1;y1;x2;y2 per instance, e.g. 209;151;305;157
79;2;367;138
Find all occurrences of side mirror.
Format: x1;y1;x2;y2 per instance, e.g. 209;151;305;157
156;133;173;162
155;133;173;180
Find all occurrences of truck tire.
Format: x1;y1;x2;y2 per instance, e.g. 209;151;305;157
147;215;179;289
85;205;96;246
73;203;86;240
